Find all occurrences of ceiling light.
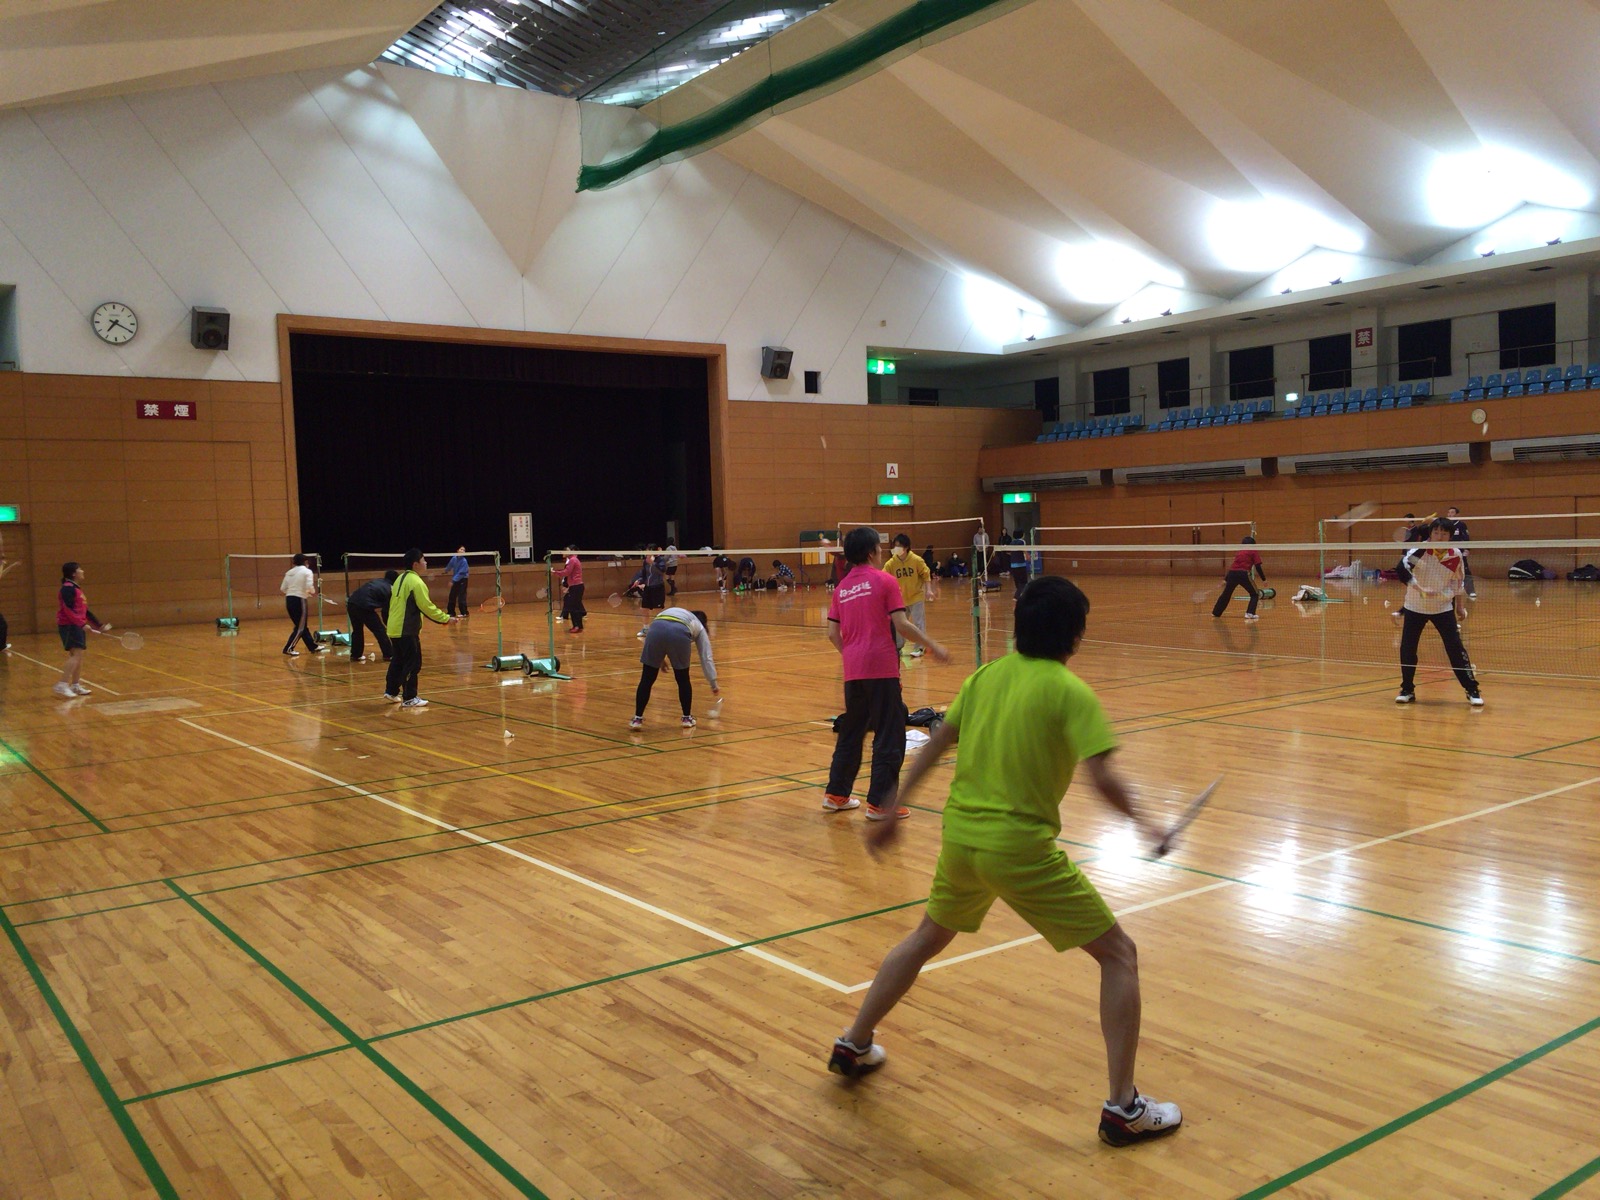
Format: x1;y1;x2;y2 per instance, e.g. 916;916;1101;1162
1056;242;1179;306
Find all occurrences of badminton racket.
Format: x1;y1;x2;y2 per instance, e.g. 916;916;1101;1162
536;586;549;600
1328;501;1378;528
477;594;505;612
608;592;622;607
90;627;144;650
1155;776;1222;857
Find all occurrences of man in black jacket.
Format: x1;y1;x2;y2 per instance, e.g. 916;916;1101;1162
347;569;397;663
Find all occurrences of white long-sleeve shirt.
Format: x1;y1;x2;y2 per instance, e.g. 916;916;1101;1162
279;564;317;599
1401;546;1464;615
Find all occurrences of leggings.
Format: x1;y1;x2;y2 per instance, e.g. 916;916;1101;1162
1212;570;1260;616
636;664;692;717
447;579;468;616
1399;608;1478;694
282;596;318;653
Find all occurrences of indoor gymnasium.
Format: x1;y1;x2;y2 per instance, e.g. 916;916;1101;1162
1;3;1598;1198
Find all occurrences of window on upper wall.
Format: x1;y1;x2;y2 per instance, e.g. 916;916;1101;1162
1093;366;1131;415
1499;303;1556;370
1397;319;1450;381
1034;377;1059;424
1229;344;1274;401
1307;333;1351;392
1157;357;1189;408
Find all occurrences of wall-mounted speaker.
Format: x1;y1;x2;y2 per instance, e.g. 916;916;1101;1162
190;306;230;351
760;346;793;379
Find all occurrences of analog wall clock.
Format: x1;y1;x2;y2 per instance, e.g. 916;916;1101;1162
91;301;138;345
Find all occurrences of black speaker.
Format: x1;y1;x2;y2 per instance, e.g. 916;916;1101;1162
760;346;793;379
190;306;230;351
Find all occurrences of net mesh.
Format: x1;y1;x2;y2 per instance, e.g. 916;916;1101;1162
222;553;328;626
343;551;504;654
835;517;985;578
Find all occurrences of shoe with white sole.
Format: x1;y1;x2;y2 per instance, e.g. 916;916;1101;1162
383;693;400;703
828;1035;887;1078
52;681;75;698
400;697;427;708
1395;691;1415;704
72;684;92;696
681;715;696;728
865;804;910;821
1243;613;1259;621
1468;693;1484;707
629;715;644;730
822;793;860;812
1098;1090;1182;1147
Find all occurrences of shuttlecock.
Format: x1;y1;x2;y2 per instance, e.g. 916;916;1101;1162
1536;597;1542;607
1383;600;1390;608
503;729;514;739
1363;596;1368;604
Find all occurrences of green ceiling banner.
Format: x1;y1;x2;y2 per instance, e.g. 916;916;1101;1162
577;0;1031;192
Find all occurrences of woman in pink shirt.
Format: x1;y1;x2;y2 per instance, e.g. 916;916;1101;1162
823;527;948;820
552;546;586;633
1211;536;1266;621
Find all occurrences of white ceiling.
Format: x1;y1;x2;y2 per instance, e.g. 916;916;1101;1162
703;0;1600;338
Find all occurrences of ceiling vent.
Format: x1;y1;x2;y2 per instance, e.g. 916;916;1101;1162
1488;434;1600;464
983;470;1105;492
1112;459;1264;486
1280;443;1471;475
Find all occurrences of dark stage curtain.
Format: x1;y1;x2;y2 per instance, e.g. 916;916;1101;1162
290;334;712;562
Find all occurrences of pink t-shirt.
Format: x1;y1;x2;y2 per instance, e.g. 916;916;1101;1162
554;554;583;586
827;564;906;681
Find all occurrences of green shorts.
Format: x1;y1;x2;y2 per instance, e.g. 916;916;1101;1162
927;842;1115;951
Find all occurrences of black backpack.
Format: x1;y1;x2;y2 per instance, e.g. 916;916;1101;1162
1568;564;1600;581
1509;559;1545;580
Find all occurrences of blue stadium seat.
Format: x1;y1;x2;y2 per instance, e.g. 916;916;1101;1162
1329;390;1346;405
1362;388;1379;403
1588;363;1600;379
1396;383;1413;398
1506;383;1524;397
1466;376;1484;389
1396;395;1412;408
1544;367;1563;383
1485;373;1503;388
1362;399;1379;411
1564;364;1584;381
1527;381;1545;394
1568;377;1589;392
1524;369;1544;386
1449;390;1466;403
1487;386;1505;399
1547;379;1566;393
1380;385;1396;400
1466;388;1486;401
1379;396;1395;410
1413;381;1431;397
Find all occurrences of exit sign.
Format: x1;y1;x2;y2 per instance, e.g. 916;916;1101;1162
1001;492;1034;504
867;358;896;375
0;504;18;522
877;493;913;507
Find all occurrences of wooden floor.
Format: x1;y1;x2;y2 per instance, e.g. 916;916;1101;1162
1;580;1598;1199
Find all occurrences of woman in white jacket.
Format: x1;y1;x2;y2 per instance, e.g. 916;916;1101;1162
1396;519;1481;706
279;553;325;657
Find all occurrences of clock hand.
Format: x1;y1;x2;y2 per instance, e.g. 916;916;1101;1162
108;318;130;332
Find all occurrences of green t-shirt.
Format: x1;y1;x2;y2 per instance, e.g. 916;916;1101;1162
941;653;1118;853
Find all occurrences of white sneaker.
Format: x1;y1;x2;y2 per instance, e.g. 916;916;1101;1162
382;693;400;703
1243;613;1259;621
1099;1091;1182;1146
821;793;860;812
72;684;92;696
629;715;644;730
1469;693;1484;707
828;1035;887;1077
1395;691;1415;704
53;681;75;698
400;697;428;708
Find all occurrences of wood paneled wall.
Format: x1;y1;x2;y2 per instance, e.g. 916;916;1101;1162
0;370;289;631
719;402;1039;548
979;393;1600;543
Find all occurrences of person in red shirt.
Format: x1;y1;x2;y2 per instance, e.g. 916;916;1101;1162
552;546;586;633
55;561;109;698
1211;535;1266;621
823;526;949;820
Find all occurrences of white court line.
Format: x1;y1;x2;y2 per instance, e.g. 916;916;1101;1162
178;718;851;993
7;649;124;695
843;774;1600;992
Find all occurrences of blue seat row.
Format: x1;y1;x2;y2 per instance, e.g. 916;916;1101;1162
1459;364;1600;402
1036;413;1144;442
1152;399;1272;432
1285;393;1415;418
1452;376;1593;402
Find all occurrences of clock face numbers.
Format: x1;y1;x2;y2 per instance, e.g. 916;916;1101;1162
92;302;138;345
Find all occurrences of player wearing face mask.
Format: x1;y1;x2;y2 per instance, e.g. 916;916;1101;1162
887;533;933;658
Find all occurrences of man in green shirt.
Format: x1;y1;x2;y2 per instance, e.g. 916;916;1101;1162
383;547;457;708
826;576;1184;1148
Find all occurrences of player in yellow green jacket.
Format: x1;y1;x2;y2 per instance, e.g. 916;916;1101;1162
384;547;457;707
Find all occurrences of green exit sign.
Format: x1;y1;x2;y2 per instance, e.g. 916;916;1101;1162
0;504;18;523
877;493;913;507
1001;492;1034;504
867;358;896;375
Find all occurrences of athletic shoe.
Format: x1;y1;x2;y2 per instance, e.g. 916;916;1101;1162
1395;691;1415;704
910;647;925;657
629;715;644;730
681;715;696;728
827;1035;886;1078
1098;1091;1182;1147
400;697;428;708
568;627;583;635
382;693;400;703
822;793;860;812
1469;593;1477;600
636;630;646;639
310;645;328;654
52;681;75;698
1469;693;1485;707
283;649;299;657
3;643;10;651
1243;613;1259;621
72;684;92;696
865;804;910;821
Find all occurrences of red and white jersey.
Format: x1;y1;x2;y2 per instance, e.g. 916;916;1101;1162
1402;546;1464;615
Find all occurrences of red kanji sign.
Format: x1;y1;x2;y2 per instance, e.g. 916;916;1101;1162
135;401;197;420
1354;327;1374;349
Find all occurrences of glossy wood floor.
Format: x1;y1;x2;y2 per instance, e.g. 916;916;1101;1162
1;580;1597;1199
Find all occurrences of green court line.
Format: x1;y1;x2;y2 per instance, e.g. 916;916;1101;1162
1235;1013;1600;1199
0;735;110;833
13;779;814;927
1531;1153;1600;1199
0;905;180;1198
1212;718;1523;764
1517;732;1600;759
167;881;551;1200
127;895;929;1105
